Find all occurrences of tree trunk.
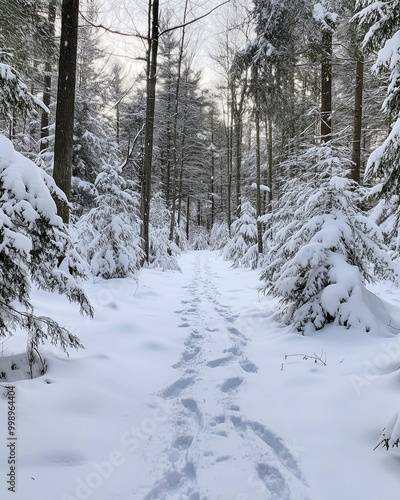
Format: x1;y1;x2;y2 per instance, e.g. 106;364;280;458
266;117;273;210
321;25;333;142
40;0;56;151
141;0;159;262
186;196;190;240
53;0;79;223
234;112;242;218
351;55;363;183
210;106;215;228
254;70;263;255
226;96;233;234
169;0;188;244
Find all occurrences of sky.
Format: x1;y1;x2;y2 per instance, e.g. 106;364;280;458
88;0;247;88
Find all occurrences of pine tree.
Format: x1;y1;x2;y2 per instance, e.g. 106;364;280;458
261;143;398;334
71;1;118;218
356;1;400;241
0;134;92;367
224;200;259;268
148;192;181;271
210;218;230;251
0;61;48;126
77;162;143;279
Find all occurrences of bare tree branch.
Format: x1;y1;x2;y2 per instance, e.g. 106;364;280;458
159;1;231;37
79;1;231;40
79;12;148;40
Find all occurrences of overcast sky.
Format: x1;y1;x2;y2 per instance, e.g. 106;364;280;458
88;0;243;87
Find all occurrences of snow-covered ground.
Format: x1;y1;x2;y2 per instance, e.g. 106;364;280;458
1;250;400;499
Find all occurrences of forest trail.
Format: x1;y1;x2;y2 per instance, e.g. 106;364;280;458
9;251;400;500
143;251;310;500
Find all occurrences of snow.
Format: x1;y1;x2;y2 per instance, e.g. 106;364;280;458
1;250;400;499
0;135;63;227
312;2;338;26
251;182;270;192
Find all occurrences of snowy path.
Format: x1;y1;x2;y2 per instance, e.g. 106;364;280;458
143;252;309;500
2;250;400;500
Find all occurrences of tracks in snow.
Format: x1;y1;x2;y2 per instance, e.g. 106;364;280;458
144;252;309;500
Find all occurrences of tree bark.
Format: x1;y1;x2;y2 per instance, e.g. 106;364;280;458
141;0;159;262
169;0;188;244
40;0;57;151
254;70;263;255
210;106;215;228
231;72;247;218
53;0;79;223
351;56;363;183
266;117;273;210
321;25;333;142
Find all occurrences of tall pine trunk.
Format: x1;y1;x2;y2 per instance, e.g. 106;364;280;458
254;72;263;255
351;55;364;183
40;0;56;151
141;0;159;262
169;0;188;244
321;23;333;142
53;0;79;223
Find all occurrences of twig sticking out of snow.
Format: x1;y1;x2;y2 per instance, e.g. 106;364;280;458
374;412;400;451
284;350;327;366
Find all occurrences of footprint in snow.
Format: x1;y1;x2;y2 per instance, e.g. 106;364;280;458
161;377;195;399
220;377;244;393
239;358;258;373
206;356;232;368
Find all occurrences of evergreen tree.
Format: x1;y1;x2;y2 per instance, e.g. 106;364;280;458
148;192;181;271
356;0;400;244
0;61;48;127
224;200;259;268
0;134;92;366
210;218;230;251
71;1;117;217
77;162;143;279
261;143;398;333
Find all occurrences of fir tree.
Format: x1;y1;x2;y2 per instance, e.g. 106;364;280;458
148;192;181;271
210;218;230;251
224;200;259;268
77;162;143;279
261;143;398;334
0;61;48;129
356;1;400;242
0;134;92;366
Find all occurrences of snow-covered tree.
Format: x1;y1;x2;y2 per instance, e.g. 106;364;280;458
0;61;48;130
0;134;92;365
148;193;181;271
261;143;398;334
70;0;119;218
77;162;143;279
210;218;230;251
224;200;259;268
189;226;209;251
356;1;400;238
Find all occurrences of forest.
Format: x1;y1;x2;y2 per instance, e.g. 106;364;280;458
2;0;400;330
1;1;400;498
